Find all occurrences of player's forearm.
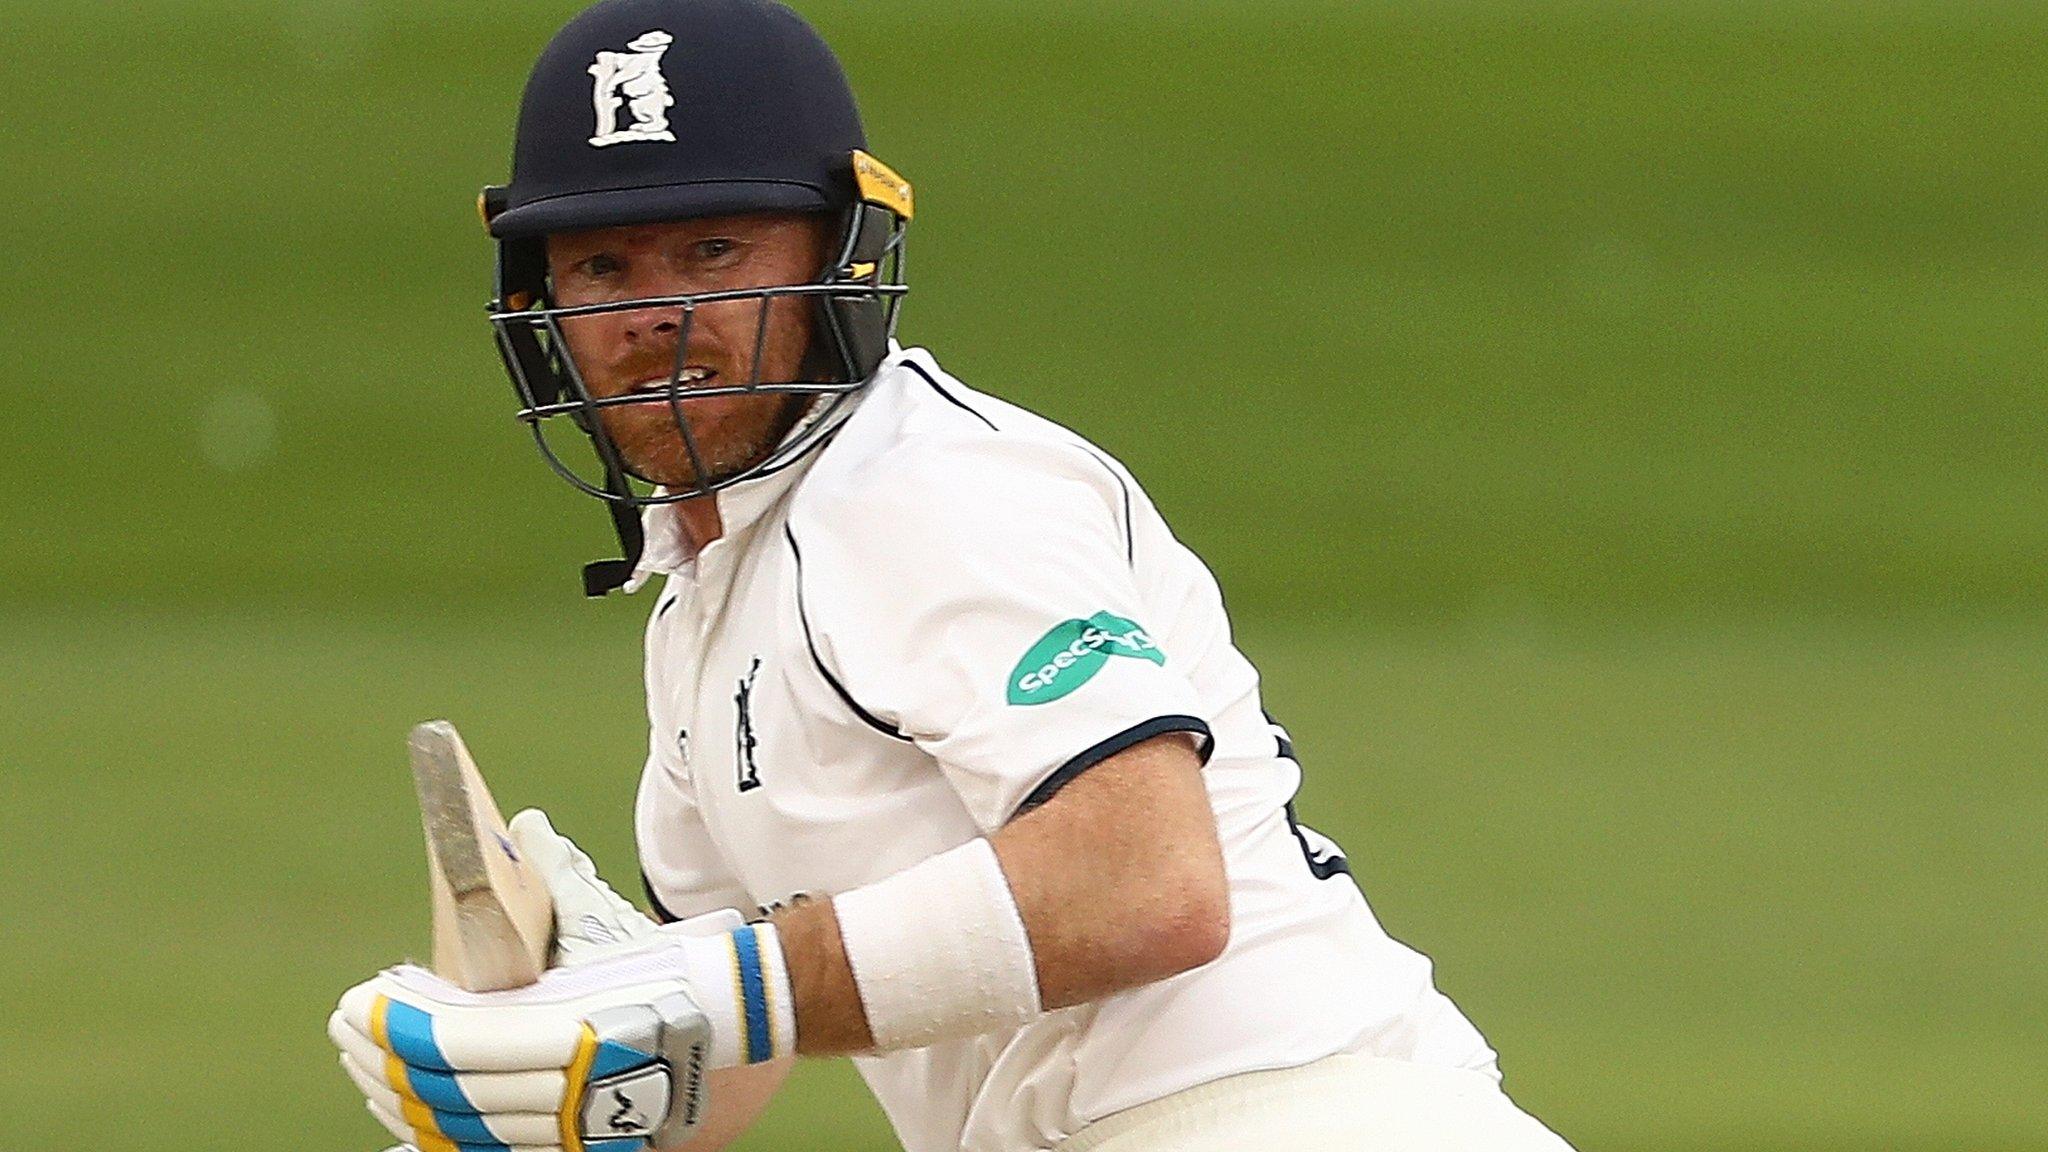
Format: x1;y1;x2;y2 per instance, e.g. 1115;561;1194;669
768;733;1227;1054
772;897;876;1054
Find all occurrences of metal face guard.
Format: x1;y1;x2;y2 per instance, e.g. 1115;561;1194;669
482;148;914;595
484;194;910;595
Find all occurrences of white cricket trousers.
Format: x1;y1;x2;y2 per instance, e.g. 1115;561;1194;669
1054;1055;1575;1152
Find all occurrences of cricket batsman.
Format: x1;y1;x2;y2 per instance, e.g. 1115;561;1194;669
328;1;1578;1148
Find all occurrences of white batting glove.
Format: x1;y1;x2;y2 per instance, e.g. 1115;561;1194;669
330;954;713;1151
507;808;666;965
329;815;795;1151
508;806;755;962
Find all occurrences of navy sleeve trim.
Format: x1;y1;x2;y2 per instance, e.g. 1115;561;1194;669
784;525;912;742
905;359;1000;431
1286;801;1353;880
1263;707;1297;761
1012;714;1215;819
1265;706;1352;881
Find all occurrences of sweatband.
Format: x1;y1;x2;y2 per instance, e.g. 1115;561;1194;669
673;922;797;1068
832;838;1044;1051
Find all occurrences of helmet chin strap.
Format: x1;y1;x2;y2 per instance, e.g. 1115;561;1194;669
584;457;650;596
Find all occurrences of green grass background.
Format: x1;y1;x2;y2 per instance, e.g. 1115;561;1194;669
1;1;2041;1149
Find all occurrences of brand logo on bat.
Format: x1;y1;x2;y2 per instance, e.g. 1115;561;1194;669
1007;612;1164;705
588;30;677;147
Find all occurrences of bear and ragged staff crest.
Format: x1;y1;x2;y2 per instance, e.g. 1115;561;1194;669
588;30;677;147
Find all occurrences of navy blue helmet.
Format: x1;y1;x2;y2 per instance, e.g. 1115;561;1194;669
480;0;913;594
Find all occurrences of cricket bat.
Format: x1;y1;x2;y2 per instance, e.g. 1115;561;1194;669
408;720;554;992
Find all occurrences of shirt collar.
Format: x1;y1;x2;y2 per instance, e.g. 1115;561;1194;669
623;345;905;592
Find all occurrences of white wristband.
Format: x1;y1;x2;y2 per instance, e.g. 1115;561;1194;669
832;838;1043;1051
672;922;796;1068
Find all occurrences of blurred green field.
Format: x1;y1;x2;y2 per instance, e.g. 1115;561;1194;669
4;0;2043;617
2;613;2041;1149
1;1;2043;1149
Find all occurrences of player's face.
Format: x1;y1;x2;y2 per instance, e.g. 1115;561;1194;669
545;213;829;489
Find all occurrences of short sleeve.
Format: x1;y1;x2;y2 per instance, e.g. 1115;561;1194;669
792;435;1212;831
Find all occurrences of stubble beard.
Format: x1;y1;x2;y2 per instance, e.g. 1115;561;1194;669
604;391;813;490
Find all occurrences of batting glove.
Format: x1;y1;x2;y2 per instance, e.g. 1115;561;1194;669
330;952;712;1151
507;808;666;966
329;814;795;1151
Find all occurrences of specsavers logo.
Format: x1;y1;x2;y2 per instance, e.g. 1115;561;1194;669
1007;612;1165;706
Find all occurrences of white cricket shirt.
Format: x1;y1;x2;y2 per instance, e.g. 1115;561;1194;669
633;348;1497;1152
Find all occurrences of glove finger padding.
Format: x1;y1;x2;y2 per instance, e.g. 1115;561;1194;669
360;1097;418;1147
364;1090;565;1147
333;961;711;1151
508;808;659;964
336;1036;570;1115
338;978;589;1072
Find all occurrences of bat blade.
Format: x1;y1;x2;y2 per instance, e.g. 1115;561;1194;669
409;720;553;992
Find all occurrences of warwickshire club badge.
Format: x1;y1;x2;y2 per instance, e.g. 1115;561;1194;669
734;657;762;793
588;30;677;147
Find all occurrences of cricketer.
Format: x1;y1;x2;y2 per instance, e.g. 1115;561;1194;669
328;1;1578;1148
